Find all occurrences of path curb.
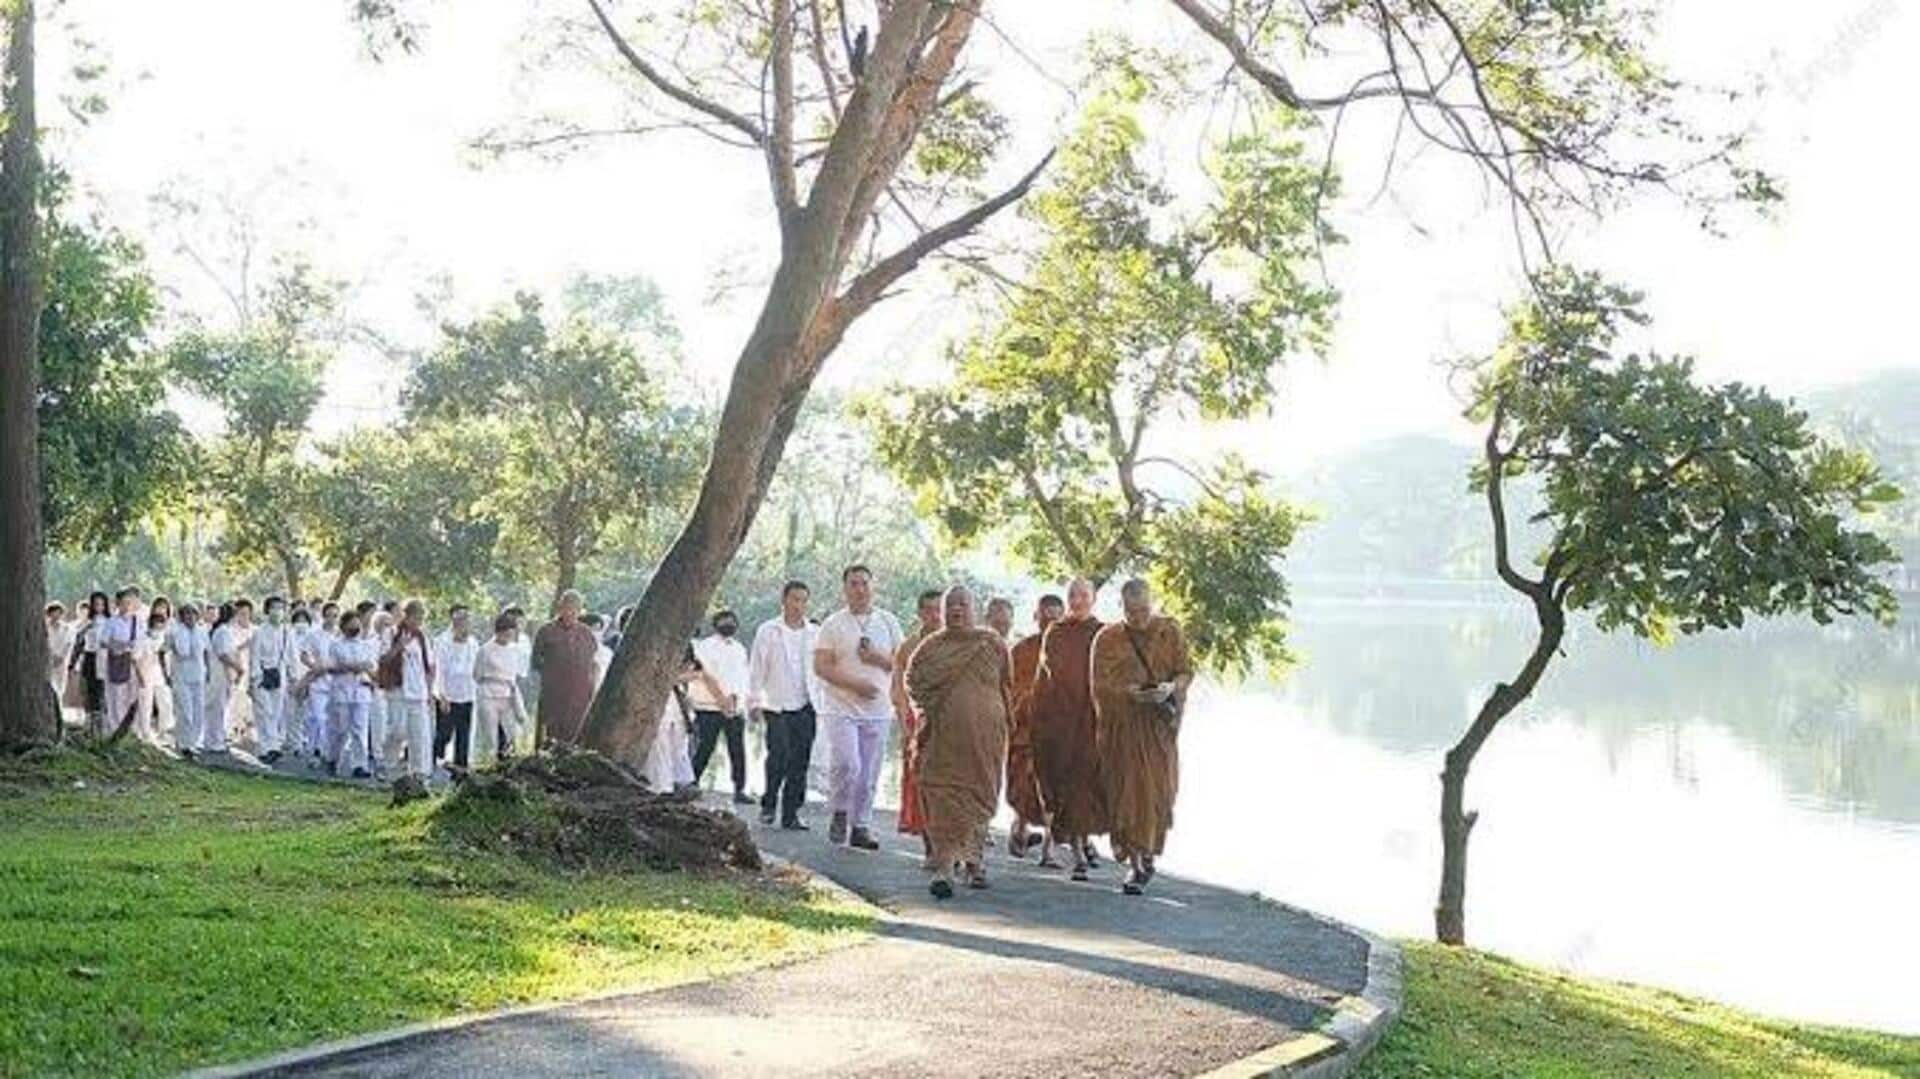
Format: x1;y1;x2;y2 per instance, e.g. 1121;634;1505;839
1196;905;1404;1079
186;855;883;1079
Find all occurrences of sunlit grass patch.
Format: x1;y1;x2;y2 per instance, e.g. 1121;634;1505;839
0;756;870;1076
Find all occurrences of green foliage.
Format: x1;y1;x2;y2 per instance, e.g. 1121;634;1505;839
37;171;191;552
1474;269;1901;638
305;423;504;603
405;276;706;601
867;88;1336;673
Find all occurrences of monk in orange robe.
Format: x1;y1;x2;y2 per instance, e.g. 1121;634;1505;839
1029;577;1107;881
906;586;1012;898
1005;593;1063;861
1092;578;1193;896
891;590;944;847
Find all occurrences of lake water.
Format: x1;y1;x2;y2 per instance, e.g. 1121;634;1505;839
840;603;1920;1034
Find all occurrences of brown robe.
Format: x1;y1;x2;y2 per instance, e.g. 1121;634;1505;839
532;618;599;746
1029;615;1106;837
1092;615;1191;860
1004;633;1047;823
893;625;935;836
906;626;1011;868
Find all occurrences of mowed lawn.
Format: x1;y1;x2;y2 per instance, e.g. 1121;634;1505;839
1359;941;1920;1078
0;747;871;1077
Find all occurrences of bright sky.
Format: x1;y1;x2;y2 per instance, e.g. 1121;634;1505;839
46;0;1919;475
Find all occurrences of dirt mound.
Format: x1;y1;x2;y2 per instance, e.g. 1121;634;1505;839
432;746;761;873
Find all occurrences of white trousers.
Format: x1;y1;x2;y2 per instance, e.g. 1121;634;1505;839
202;681;233;752
367;692;389;767
305;688;330;758
473;696;514;767
825;714;890;830
173;681;206;753
252;685;287;754
330;699;371;774
385;696;435;779
643;704;694;792
133;678;171;747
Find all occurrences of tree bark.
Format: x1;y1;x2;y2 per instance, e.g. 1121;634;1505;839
277;543;303;601
1435;598;1564;945
0;0;55;752
578;1;1005;762
327;551;366;602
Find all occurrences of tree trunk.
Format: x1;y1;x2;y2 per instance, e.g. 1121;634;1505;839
1434;601;1565;945
326;551;366;602
0;1;54;752
278;544;303;602
550;532;579;616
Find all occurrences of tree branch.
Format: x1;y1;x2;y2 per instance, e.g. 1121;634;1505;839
584;0;766;146
768;0;801;222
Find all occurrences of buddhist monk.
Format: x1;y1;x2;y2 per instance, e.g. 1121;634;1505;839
1005;594;1063;862
1092;578;1193;895
906;586;1011;899
531;589;599;746
1029;577;1107;881
891;589;943;851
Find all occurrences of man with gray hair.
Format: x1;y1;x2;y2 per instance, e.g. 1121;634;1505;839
1091;577;1194;895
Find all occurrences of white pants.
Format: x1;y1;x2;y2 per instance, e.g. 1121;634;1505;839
202;681;233;752
252;684;287;754
367;692;389;767
643;703;694;792
330;699;371;774
102;677;138;738
173;681;206;752
133;678;170;747
385;696;435;779
306;688;330;758
825;713;890;830
473;696;515;767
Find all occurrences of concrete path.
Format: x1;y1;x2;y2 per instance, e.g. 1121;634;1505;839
216;790;1397;1079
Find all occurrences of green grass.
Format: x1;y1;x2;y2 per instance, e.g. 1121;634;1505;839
0;746;872;1077
1356;941;1920;1078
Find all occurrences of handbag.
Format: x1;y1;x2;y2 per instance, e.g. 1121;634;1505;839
260;667;283;692
1125;627;1180;724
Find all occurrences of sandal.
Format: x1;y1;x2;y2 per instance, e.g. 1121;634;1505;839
930;878;954;900
1070;864;1089;882
1121;878;1144;896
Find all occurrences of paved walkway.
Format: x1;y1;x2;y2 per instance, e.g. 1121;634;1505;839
210;775;1394;1079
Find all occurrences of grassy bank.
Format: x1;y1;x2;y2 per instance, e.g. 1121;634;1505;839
1359;940;1920;1078
0;746;871;1076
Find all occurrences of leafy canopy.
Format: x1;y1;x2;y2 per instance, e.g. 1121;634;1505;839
867;86;1335;673
1474;269;1900;639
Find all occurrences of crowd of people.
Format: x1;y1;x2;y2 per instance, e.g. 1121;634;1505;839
45;563;1194;898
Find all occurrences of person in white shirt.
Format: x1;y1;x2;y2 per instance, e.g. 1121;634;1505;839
283;608;315;758
643;645;701;798
166;604;211;758
326;610;380;779
297;607;335;765
250;596;296;763
71;591;110;729
689;609;753;804
130;610;173;748
44;602;72;707
206;599;255;754
472;614;524;768
366;607;394;773
98;586;146;739
382;598;438;782
433;605;480;769
813;564;904;850
750;580;818;829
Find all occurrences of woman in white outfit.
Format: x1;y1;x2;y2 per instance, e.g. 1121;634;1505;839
643;645;701;797
327;611;380;779
205;601;255;754
131;611;173;748
166;604;211;757
471;614;523;769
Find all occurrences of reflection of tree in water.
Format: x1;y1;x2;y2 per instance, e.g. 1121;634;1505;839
1273;612;1920;824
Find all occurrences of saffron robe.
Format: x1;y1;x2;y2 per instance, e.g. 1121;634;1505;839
1092;616;1191;860
906;627;1011;868
1004;633;1047;823
1029;615;1106;836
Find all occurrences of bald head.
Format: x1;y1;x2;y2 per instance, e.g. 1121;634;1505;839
1120;577;1154;626
943;585;976;631
1066;577;1096;618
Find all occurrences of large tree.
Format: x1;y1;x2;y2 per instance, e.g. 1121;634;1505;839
356;1;1771;758
1436;269;1900;945
38;170;190;553
0;0;52;749
170;263;334;598
868;83;1329;673
404;280;703;610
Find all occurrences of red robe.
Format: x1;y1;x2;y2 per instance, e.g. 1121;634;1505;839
1029;615;1107;836
1005;633;1047;822
894;626;933;835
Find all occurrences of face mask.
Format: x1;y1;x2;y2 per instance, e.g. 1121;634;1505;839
716;622;738;638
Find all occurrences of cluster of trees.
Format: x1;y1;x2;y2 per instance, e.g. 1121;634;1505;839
3;1;1907;950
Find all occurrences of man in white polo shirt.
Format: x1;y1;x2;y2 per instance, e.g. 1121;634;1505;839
812;564;903;850
690;609;753;804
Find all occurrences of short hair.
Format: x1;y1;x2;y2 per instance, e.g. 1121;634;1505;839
986;597;1014;613
355;601;377;615
291;608;312;624
842;563;871;583
232;597;254;611
712;609;737;625
177;602;199;618
557;589;584;608
917;589;942;606
45;602;64;615
583;612;605;628
503;604;526;617
381;599;398;614
1120;577;1152;603
264;595;286;611
493;613;517;634
321;602;340;616
1038;593;1065;610
116;584;142;600
781;580;810;599
449;604;469;617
